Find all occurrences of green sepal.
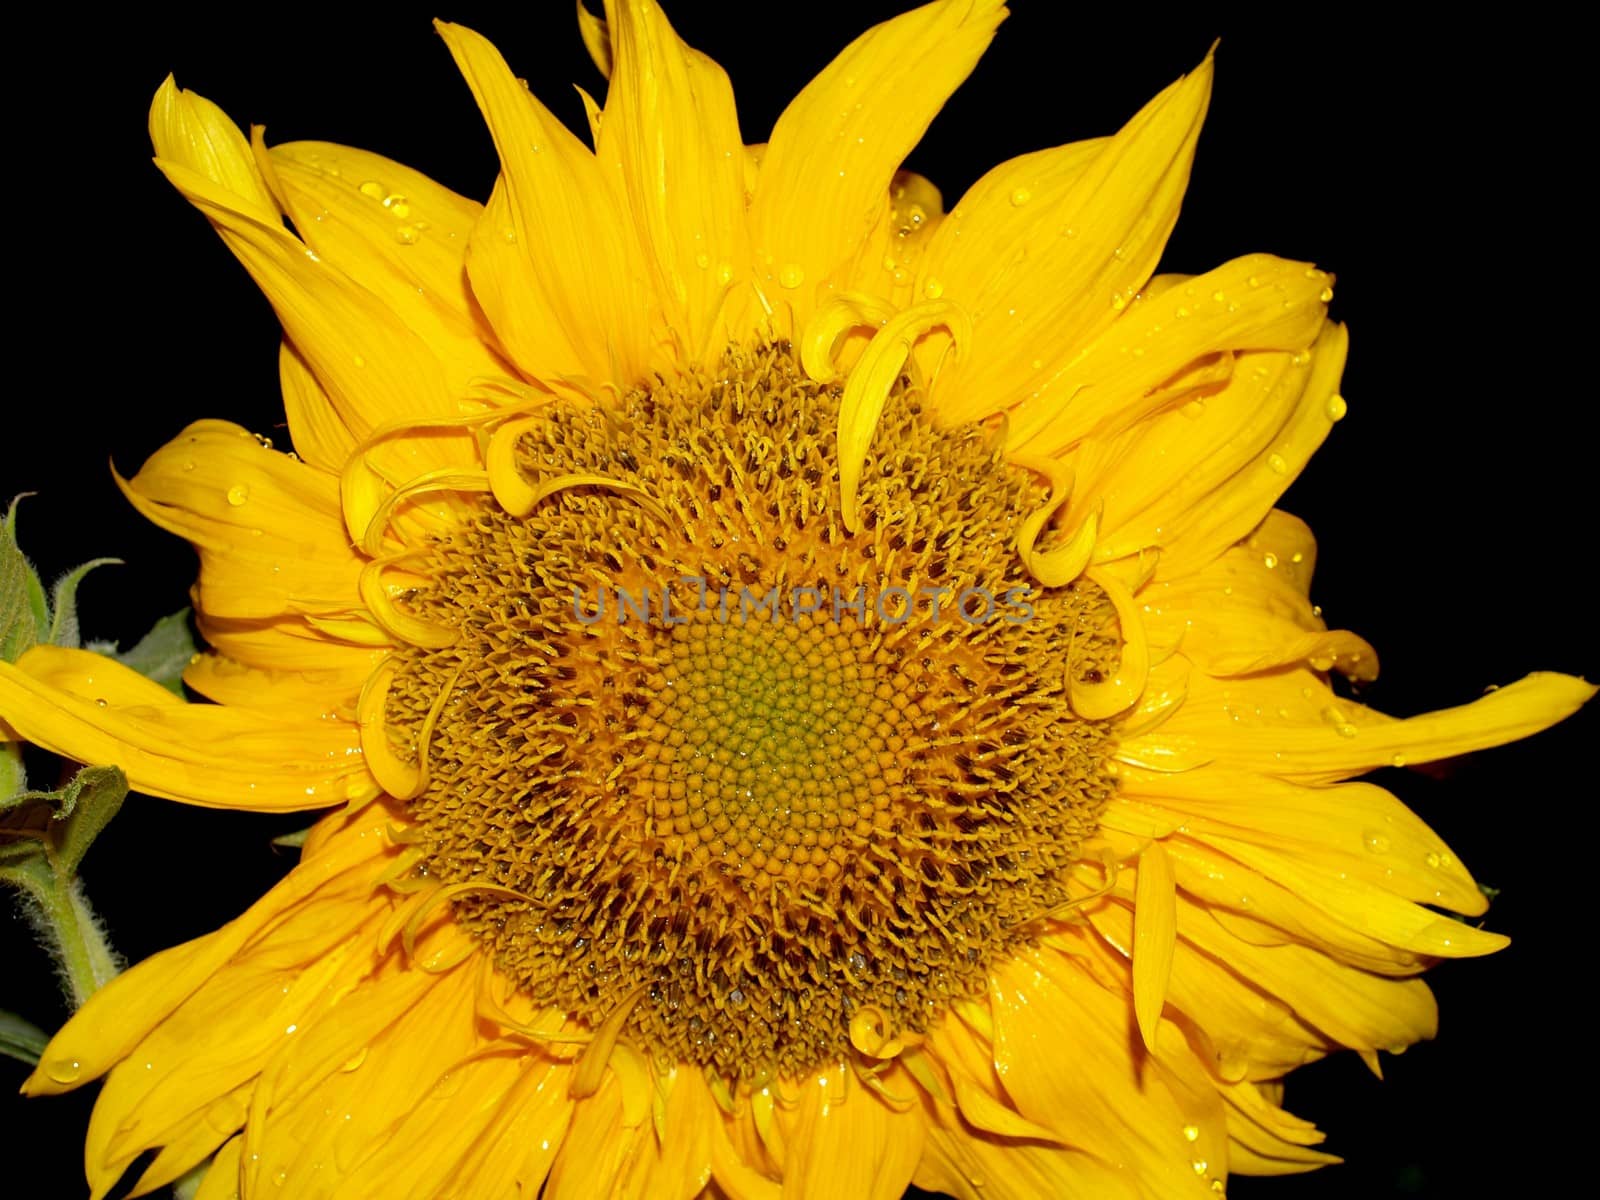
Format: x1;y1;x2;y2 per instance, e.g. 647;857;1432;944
0;1008;49;1066
1;495;48;661
271;826;314;850
48;558;123;650
116;608;198;696
0;764;128;877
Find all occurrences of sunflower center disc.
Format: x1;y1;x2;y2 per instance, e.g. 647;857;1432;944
386;343;1121;1081
646;615;895;882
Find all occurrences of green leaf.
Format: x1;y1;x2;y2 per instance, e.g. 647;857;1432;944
117;609;197;695
2;764;128;876
48;558;122;649
1;495;47;662
0;1009;49;1066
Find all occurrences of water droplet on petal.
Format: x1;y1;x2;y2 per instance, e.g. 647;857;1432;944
1326;393;1348;421
358;181;384;200
1363;830;1392;854
226;485;250;507
46;1058;82;1084
1009;186;1032;206
1182;1124;1200;1142
1266;453;1289;475
923;278;944;300
778;263;805;289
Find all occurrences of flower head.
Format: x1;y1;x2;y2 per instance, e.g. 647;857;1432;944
1;4;1590;1198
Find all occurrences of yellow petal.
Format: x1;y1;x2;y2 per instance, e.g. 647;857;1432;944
258;136;512;394
119;420;360;621
922;55;1212;421
148;75;275;215
918;1123;1141;1200
279;340;357;474
240;969;483;1200
0;645;372;810
194;612;392;676
597;0;748;362
1076;322;1348;578
1170;889;1439;1054
183;649;378;718
1082;901;1327;1081
1133;841;1177;1052
782;1069;924;1200
989;946;1228;1200
192;1135;243;1200
1116;770;1487;916
1007;254;1332;456
1143;533;1377;681
150;79;461;454
436;20;654;386
334;1051;566;1198
748;0;1005;330
1128;665;1595;785
1221;1079;1339;1175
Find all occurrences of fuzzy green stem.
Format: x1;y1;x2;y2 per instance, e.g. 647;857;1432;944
25;868;118;1009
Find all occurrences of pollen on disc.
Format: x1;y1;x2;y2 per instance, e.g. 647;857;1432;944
382;343;1121;1082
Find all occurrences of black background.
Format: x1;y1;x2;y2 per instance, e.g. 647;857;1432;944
2;3;1593;1196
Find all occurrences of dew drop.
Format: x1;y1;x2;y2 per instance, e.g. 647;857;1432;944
395;225;419;245
390;202;411;219
1262;552;1279;569
358;181;384;200
1325;393;1348;422
716;262;734;286
923;278;944;300
1009;186;1032;207
46;1058;81;1084
226;484;250;507
1425;851;1443;869
1182;1124;1200;1143
1191;1159;1209;1175
1266;453;1289;475
340;1047;369;1073
778;263;805;289
1391;753;1407;768
695;253;711;270
1110;293;1127;311
1363;830;1392;854
1319;286;1334;302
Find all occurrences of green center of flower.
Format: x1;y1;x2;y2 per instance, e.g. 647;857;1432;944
382;343;1121;1081
643;615;896;883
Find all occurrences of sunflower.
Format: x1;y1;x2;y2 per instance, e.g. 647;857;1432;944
0;2;1590;1197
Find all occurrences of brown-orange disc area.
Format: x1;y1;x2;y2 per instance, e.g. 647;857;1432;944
384;344;1122;1082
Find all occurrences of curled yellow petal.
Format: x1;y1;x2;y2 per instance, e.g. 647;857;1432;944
837;300;970;531
800;293;896;384
1069;568;1150;719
